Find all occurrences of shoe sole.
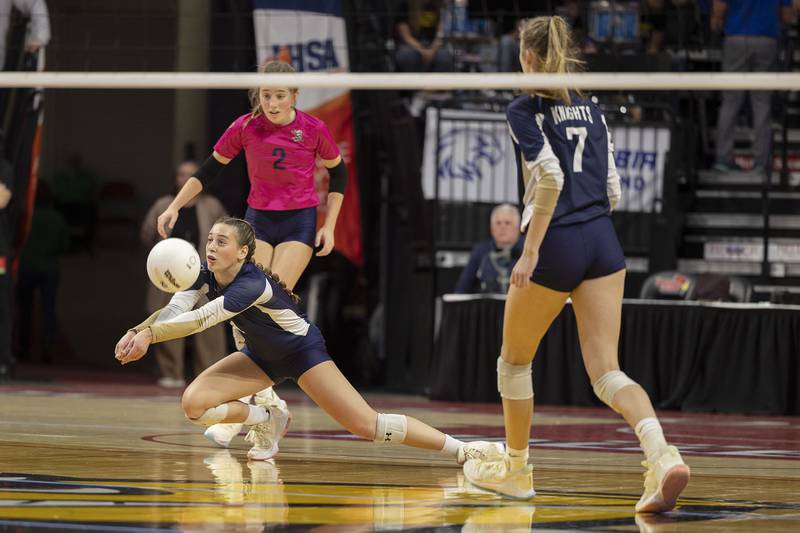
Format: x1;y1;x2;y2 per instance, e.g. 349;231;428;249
464;477;536;500
637;464;691;513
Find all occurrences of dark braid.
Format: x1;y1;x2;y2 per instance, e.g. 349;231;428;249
215;216;301;304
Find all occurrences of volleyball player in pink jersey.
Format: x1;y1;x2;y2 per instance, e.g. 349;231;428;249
157;60;345;287
155;60;348;456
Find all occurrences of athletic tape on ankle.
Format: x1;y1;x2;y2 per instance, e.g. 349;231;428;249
592;370;637;412
189;404;229;426
497;357;533;400
374;413;407;444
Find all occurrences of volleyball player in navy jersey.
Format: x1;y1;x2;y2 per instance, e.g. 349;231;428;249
462;17;689;513
116;217;503;464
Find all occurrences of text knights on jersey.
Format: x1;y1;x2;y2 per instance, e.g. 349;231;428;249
550;105;594;125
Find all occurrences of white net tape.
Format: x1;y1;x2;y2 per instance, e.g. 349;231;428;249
0;72;797;90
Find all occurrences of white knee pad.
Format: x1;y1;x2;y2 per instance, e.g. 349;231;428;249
497;357;533;400
374;413;407;444
592;370;637;413
188;404;229;426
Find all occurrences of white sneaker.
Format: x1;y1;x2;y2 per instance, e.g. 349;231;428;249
203;389;277;448
463;457;535;500
457;441;506;465
245;401;292;461
254;387;279;403
635;446;690;513
204;423;244;448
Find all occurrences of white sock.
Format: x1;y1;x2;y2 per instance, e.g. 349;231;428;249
441;434;465;457
238;394;253;404
507;446;529;472
635;417;668;462
243;404;270;426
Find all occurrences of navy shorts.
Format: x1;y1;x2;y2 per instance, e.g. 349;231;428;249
531;215;626;292
245;206;317;248
241;344;331;384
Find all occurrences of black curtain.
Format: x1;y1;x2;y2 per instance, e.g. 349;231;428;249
431;299;800;415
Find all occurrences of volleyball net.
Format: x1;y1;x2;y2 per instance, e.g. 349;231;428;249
2;69;798;282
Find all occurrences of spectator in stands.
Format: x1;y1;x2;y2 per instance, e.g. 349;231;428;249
16;180;69;363
0;0;50;69
0;139;12;381
141;160;228;388
394;0;453;72
712;0;795;174
454;203;523;294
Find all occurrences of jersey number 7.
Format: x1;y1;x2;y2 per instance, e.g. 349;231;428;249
565;127;587;173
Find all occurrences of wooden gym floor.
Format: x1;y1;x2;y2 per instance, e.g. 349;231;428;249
0;380;798;532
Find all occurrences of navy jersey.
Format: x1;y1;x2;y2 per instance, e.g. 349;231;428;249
507;93;620;229
148;262;324;360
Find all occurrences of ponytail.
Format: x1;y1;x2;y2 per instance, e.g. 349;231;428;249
519;16;584;104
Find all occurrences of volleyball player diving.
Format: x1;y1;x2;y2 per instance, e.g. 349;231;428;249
462;16;690;514
116;217;503;465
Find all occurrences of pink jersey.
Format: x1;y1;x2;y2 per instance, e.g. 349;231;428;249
214;109;340;211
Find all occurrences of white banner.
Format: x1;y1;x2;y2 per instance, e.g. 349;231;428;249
422;107;669;212
422;107;517;204
611;125;669;212
253;0;349;108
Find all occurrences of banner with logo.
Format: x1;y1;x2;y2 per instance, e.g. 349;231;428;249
609;125;669;212
253;0;362;266
422;107;669;213
422;108;517;204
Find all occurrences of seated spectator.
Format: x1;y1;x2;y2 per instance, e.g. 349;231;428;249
454;203;523;294
395;0;453;72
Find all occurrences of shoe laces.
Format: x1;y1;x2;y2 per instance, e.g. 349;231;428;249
462;442;499;462
474;457;511;482
245;422;274;448
641;460;657;491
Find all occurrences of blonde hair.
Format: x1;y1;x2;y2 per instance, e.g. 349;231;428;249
519;16;584;104
247;60;298;123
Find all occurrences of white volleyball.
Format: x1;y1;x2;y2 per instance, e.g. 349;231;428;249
146;238;200;293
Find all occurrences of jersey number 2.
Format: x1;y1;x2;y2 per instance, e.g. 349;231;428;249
565;127;587;173
272;147;286;170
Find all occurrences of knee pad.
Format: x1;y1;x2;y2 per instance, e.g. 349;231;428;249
592;370;637;413
187;404;229;426
374;413;407;444
497;357;533;400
